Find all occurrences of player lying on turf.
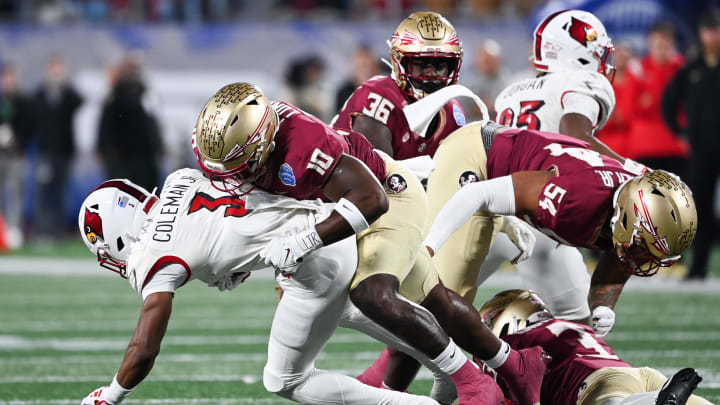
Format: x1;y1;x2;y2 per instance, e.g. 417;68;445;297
78;171;459;405
478;289;711;405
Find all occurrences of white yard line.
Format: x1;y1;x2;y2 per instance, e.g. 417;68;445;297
4;329;720;352
0;333;375;351
4;349;720;366
2;258;720;292
0;399;287;405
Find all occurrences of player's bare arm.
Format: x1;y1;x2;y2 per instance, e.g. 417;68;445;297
351;114;394;156
510;170;557;218
117;291;173;388
317;153;389;245
588;251;631;311
559;112;626;163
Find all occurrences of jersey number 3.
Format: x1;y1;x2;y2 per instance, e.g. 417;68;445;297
498;100;545;130
188;192;250;218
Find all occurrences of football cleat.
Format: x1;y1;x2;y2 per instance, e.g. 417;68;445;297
656;368;702;405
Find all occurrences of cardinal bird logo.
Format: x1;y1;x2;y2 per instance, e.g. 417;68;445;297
83;207;104;244
567;17;597;47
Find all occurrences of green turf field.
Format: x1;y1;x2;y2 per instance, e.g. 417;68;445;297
1;274;718;405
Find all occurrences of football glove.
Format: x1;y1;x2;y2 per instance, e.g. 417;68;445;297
592;305;615;337
81;386;110;405
260;229;323;274
500;216;536;264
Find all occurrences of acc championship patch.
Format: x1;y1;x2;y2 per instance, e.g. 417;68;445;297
385;173;408;194
279;163;296;186
459;171;480;187
453;104;466;126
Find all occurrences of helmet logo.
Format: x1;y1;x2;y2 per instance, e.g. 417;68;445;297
199;111;226;159
417;15;445;40
224;125;267;163
567;17;597;47
393;30;422;46
634;190;671;256
83;207;104;244
444;32;460;46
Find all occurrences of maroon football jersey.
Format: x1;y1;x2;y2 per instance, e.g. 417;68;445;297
503;319;630;405
255;101;386;201
487;129;635;248
333;75;466;160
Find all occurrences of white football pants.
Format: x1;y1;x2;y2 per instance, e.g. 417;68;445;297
480;229;591;320
263;236;438;405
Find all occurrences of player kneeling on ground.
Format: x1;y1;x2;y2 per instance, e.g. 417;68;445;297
478;289;711;405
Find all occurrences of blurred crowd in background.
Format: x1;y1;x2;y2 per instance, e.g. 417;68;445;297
0;0;719;279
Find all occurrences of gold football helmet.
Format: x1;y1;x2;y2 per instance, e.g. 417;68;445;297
389;11;463;100
192;82;278;194
479;289;553;337
610;170;697;276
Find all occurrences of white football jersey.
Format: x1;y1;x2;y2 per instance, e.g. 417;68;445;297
494;70;615;132
126;168;331;296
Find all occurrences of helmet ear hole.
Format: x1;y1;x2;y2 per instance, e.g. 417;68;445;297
622;212;628;230
670;210;677;222
577;58;590;65
230;115;239;126
116;237;125;252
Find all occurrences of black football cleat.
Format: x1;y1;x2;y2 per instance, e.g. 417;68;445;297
656;368;703;405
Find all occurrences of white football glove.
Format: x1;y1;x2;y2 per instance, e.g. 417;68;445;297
81;386;110;405
592;306;616;337
260;229;323;274
500;216;536;264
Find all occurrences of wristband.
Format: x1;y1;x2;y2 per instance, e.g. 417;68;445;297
334;198;370;234
104;375;134;404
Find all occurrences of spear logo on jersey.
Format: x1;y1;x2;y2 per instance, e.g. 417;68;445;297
83;207;104;244
567;17;597;47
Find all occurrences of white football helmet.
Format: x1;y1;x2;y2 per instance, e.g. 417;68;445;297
78;179;158;277
532;9;615;79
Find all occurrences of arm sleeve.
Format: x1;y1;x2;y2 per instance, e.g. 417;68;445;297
425;175;516;253
141;263;187;301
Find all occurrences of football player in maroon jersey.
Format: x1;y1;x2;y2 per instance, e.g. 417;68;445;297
193;82;552;405
332;11;465;162
478;289;710;405
425;123;697;314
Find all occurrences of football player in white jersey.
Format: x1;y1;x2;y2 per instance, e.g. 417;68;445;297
482;9;647;334
77;169;457;405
